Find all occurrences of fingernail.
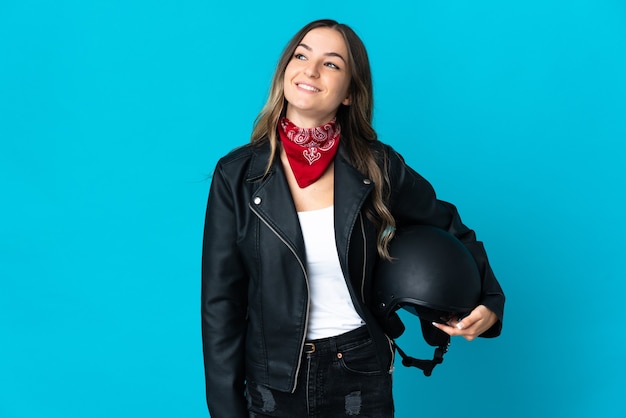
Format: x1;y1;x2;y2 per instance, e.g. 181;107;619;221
456;323;464;330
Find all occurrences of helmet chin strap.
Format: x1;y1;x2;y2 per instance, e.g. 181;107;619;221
393;342;449;377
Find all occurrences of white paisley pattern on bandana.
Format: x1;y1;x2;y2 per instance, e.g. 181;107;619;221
281;118;340;165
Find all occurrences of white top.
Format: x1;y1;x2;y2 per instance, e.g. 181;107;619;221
297;206;365;340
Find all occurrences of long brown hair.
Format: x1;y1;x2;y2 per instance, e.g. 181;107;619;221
250;19;395;259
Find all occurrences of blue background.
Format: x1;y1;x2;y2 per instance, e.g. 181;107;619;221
1;0;625;417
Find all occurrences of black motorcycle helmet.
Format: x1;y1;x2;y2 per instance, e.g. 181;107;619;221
373;225;482;376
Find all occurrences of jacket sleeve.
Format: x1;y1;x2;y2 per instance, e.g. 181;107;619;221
201;162;248;418
386;146;505;337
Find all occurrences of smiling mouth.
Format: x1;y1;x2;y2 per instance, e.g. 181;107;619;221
296;83;320;92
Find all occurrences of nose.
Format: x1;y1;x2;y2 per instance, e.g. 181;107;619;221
304;62;320;78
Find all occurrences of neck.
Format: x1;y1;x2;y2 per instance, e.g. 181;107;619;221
285;111;337;129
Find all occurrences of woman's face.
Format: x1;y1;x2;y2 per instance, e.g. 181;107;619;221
283;27;352;128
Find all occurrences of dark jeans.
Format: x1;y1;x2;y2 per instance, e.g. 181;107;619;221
246;326;394;418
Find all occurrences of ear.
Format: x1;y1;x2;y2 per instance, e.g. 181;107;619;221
342;95;352;106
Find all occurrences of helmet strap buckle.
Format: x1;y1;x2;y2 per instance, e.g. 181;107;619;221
394;342;449;377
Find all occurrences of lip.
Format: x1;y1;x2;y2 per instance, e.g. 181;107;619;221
295;82;321;93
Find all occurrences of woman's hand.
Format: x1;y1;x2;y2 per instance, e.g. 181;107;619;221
432;305;498;341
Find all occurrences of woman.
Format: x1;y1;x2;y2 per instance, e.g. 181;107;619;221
202;19;505;418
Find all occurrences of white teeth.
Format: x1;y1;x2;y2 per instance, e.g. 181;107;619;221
298;84;319;92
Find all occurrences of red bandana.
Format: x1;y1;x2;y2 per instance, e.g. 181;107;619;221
278;117;341;188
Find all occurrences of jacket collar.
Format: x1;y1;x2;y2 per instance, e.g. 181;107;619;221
246;142;274;182
246;140;374;272
333;144;375;274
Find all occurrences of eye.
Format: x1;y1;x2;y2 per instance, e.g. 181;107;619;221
293;53;307;61
325;62;340;70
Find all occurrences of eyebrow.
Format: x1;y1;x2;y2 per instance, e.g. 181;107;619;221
297;43;347;64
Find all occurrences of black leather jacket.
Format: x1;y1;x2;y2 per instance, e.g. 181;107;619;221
201;140;505;418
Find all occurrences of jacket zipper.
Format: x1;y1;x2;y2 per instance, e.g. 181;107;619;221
359;213;394;373
386;334;396;373
249;203;310;393
358;213;367;302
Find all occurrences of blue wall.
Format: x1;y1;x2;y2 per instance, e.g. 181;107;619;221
1;0;624;417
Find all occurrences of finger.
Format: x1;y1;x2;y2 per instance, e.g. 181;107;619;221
444;316;460;328
456;315;473;330
432;321;462;336
434;320;481;341
457;306;488;330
